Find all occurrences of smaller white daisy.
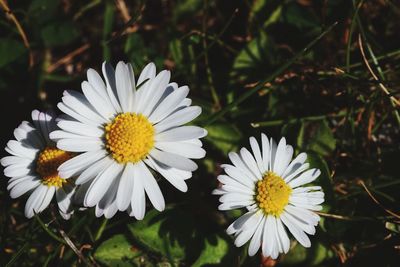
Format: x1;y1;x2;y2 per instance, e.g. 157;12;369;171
1;110;76;219
213;134;324;259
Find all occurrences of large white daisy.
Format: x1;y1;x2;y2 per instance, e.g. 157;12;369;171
50;61;207;219
213;134;324;259
1;110;75;219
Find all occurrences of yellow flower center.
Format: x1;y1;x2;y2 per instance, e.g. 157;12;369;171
105;113;155;164
36;147;73;187
255;171;292;217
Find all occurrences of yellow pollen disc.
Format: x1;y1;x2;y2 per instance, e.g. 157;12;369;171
255;171;292;217
105;113;154;164
36;147;73;188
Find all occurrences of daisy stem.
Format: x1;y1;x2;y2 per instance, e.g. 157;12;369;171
94;218;108;241
205;21;338;125
34;215;67;245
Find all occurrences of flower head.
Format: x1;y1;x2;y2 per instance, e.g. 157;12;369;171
1;110;76;219
51;61;207;219
213;134;324;259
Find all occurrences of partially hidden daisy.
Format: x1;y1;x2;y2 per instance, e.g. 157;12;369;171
213;134;324;259
1;110;76;219
50;61;207;219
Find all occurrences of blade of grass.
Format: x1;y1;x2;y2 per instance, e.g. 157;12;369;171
34;215;67;245
346;0;363;73
102;0;114;61
204;21;338;125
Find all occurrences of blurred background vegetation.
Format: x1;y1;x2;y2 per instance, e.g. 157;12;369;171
1;0;400;266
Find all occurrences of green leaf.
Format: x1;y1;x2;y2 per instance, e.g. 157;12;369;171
281;242;333;266
41;21;79;47
205;123;242;154
281;243;307;265
128;209;194;263
94;234;142;267
306;120;336;157
0;39;26;68
173;0;202;21
283;3;320;31
230;31;279;82
192;235;234;267
28;0;59;24
385;222;400;234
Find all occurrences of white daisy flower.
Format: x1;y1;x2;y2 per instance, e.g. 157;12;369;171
213;134;324;259
50;61;207;219
1;110;76;219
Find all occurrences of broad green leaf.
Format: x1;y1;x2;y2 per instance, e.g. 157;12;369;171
192;235;234;267
0;39;26;68
282;3;320;31
128;208;199;263
205;123;242;154
94;234;142;267
306;120;336;157
41;21;79;47
173;0;202;21
231;31;279;83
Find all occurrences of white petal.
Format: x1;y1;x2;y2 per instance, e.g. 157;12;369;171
61;91;106;124
155;126;207;142
57;139;103;152
116;163;134;211
155;141;206;159
149;149;198;171
226;210;256;235
84;162;123;207
6;140;38;159
250;136;265;173
10;178;41;198
130;165;146;220
269;138;277;171
262;215;275;257
137;161;165;211
222;165;255;189
288;169;321;188
140;70;171;116
1;156;32;167
235;214;263;247
276;217;290;253
228;152;258;182
115;61;134;112
154;106;202;133
58;150;107;178
102;62;122;112
137;62;156;86
24;185;47;218
145;157;188;192
280;212;311;248
87;68;110;101
37;186;56;212
57;102;100;126
149;85;189;123
81;81;116;120
240;148;262;179
261;133;270;171
282;153;307;179
57;120;104;137
248;216;266;256
75;156;114;185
